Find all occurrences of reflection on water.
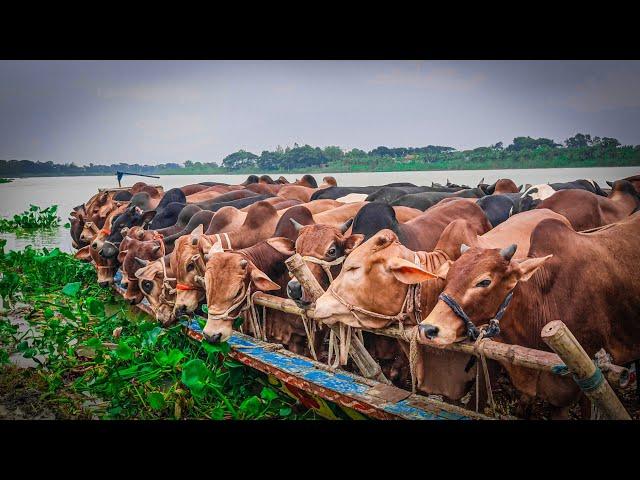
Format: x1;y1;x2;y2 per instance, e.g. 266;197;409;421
0;166;638;253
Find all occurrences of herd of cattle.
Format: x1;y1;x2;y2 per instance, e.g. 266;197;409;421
69;172;640;419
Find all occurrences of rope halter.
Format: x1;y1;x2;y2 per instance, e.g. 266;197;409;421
438;290;514;341
300;255;345;284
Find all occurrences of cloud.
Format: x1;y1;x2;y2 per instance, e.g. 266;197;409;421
371;63;486;91
96;85;202;103
566;71;640;112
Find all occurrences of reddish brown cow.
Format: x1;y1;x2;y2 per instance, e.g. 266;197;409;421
171;229;208;317
135;255;176;326
245;183;282;196
118;237;164;304
277;185;316;203
185;185;244;203
494;179;520;194
622;174;640;194
180;184;211;195
535;179;640;231
74;244;118;287
418;212;640;418
200;238;325;356
205;207;247;235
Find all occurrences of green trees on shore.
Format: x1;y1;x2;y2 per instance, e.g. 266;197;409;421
1;134;638;177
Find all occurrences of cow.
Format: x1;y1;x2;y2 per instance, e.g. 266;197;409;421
310;184;417;201
171;227;208;318
621;174;640;194
417;212;640;418
476;194;521;227
118;237;164;304
277;185;317;203
478;179;521;195
319;176;338;189
390;188;486;210
294;174;319;188
147;202;186;230
74;243;118;287
194;193;273;213
199;237;325;356
534;180;640;231
99;205;156;259
180;184;212;196
366;185;467;204
513;179;607;214
205;207;247;235
135;255;177;326
154;204;202;238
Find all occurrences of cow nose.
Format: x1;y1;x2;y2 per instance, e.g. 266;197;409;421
419;323;439;339
121;281;128;288
205;332;222;344
286;279;302;300
174;305;187;318
91;241;99;250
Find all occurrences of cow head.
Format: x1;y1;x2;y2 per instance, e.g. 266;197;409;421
100;206;156;259
120;239;164;304
135;258;176;326
418;245;552;346
313;229;441;329
286;219;363;303
171;225;207;318
201;242;286;344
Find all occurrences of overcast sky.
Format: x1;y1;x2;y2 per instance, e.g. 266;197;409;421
1;60;639;166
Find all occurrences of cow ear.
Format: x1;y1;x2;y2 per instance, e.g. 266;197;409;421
434;260;453;280
250;268;280;291
191;224;204;245
343;234;364;254
266;237;295;256
74;245;92;261
514;254;553;281
388;257;438;284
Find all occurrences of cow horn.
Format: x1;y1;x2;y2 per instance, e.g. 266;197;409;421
135;256;149;266
290;219;304;232
460;243;471;254
151;245;161;254
606;180;614;187
479;177;484;185
517;185;523;192
239;259;248;268
339;218;353;234
499;244;517;261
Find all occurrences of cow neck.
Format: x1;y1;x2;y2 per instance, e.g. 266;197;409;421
239;242;289;289
610;190;640;213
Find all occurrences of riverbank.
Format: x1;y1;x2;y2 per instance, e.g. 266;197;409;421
0;241;314;420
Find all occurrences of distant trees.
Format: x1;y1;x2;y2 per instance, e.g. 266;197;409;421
221;150;258;169
0;133;633;177
507;136;562;151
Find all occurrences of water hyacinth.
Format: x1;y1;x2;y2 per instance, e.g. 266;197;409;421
0;205;61;232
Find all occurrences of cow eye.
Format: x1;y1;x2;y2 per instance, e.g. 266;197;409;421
142;280;153;293
186;263;195;272
327;246;337;257
475;279;491;288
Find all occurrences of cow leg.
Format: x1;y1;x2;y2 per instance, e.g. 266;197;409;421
515;393;535;419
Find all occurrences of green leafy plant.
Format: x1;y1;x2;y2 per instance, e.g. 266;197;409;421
0;205;61;232
0;243;316;420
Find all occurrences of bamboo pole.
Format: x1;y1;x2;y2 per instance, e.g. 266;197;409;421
284;254;390;384
541;320;631;420
250;293;629;390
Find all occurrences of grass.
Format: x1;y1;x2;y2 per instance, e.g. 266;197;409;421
0;240;317;420
0;205;62;233
0;178;12;184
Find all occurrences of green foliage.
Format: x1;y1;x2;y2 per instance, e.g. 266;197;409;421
0;177;12;184
0;205;60;232
0;244;313;420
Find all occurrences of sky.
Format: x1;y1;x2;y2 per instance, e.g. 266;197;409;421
1;60;639;166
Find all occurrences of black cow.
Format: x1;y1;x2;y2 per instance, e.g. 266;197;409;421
155;204;202;237
113;191;133;201
366;185;466;204
310;183;416;201
148;202;186;229
162;210;217;244
390;188;485;210
476;193;521;227
99;206;156;258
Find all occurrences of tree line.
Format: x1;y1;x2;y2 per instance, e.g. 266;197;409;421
1;134;637;177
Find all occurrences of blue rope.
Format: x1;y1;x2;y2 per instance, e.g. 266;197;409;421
573;367;604;392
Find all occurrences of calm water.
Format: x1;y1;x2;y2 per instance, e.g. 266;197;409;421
1;166;637;253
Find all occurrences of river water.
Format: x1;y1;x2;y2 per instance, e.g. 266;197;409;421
1;166;637;253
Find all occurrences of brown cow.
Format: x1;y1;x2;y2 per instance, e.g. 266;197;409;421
118;238;164;304
171;227;209;317
75;243;118;287
200;238;324;356
622;174;640;194
180;184;211;196
135;255;177;326
185;185;244;204
245;183;282;196
535;179;640;231
319;176;338;189
417;212;640;418
494;179;520;194
277;185;316;203
205;207;247;235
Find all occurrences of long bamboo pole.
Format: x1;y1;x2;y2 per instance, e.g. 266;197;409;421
251;293;629;390
541;320;630;420
284;254;389;384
